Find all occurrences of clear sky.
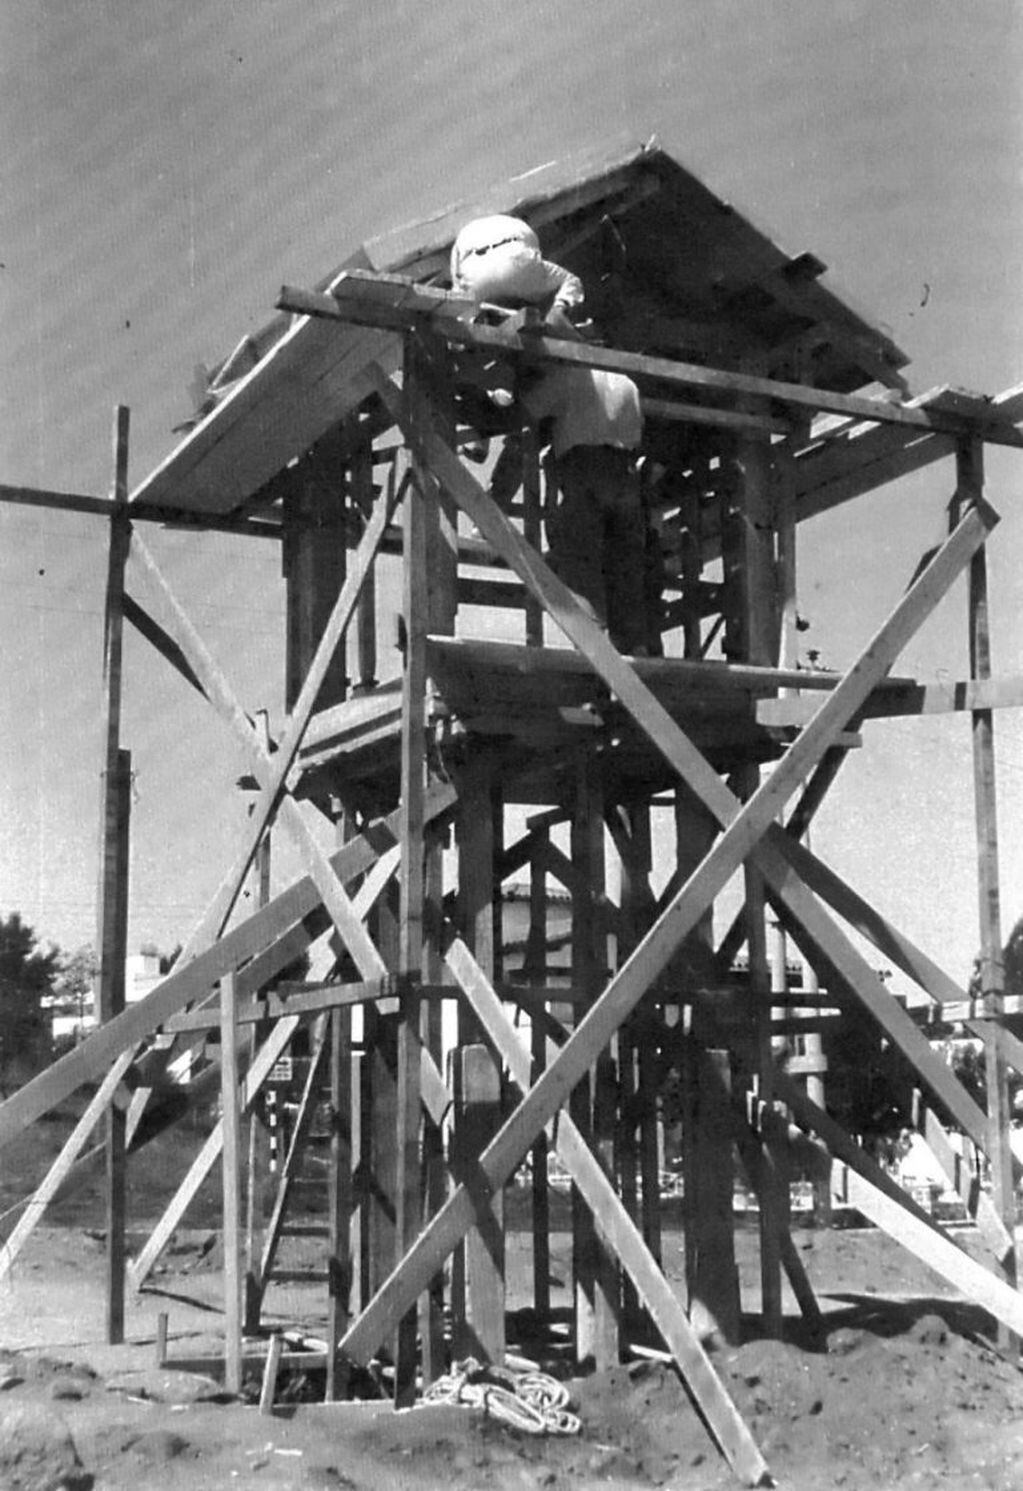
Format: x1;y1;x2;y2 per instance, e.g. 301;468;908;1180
1;1;1021;990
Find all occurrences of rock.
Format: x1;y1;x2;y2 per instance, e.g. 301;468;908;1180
49;1377;88;1403
0;1399;87;1490
105;1367;223;1404
122;1428;190;1463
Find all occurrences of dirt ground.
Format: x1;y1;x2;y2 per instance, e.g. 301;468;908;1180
3;1218;1023;1491
3;1115;1023;1488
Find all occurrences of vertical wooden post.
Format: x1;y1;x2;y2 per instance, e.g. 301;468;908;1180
522;422;544;646
349;424;378;694
746;852;783;1337
244;715;272;1333
325;1005;353;1401
282;430;348;711
220;971;244;1394
458;1044;505;1360
454;764;503;1362
570;757;618;1367
956;439;1017;1334
683;1040;742;1345
394;341;429;1404
419;831;448;1385
526;830;550;1323
96;404;131;1345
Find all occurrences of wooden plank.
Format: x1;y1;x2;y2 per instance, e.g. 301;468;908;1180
338;374;993;1366
220;972;244;1395
443;938;769;1487
917;1102;1012;1263
123;594;206;698
758;674;1023;727
642;395;790;437
843;1167;1023;1340
0;482;282;538
426;634;916;699
131;254;398;514
259;1334;284;1415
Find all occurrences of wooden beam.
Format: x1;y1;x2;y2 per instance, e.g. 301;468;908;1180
957;438;1017;1340
394;346;429;1404
285;282;1023;447
758;673;1023;727
0;482;281;539
123;594;207;698
220;972;244;1395
96;406;132;1347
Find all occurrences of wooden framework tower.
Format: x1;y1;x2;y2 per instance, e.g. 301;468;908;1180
3;143;1023;1486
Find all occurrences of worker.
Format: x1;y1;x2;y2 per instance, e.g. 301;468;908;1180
451;213;657;653
521;362;649;655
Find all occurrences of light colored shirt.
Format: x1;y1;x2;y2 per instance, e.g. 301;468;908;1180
521;366;643;457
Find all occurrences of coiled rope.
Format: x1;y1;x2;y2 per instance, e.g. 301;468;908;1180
421;1357;580;1435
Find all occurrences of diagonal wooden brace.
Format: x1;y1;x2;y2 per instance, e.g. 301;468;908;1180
130;531;389;984
339;370;995;1369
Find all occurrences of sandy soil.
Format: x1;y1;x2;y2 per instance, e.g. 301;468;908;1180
3;1218;1023;1491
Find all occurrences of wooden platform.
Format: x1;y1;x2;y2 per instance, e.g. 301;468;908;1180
294;639;876;807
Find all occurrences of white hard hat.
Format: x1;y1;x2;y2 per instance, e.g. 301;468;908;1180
450;214;539;285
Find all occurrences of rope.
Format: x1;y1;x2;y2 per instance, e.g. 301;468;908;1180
421;1357;580;1435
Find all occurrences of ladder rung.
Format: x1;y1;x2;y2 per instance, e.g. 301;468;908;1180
281;1224;330;1238
270;1269;330;1285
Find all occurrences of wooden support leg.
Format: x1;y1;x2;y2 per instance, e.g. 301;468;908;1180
956;439;1017;1347
457;1044;505;1363
395;405;428;1406
454;765;504;1360
326;1007;353;1401
526;831;551;1326
683;1043;741;1346
746;853;783;1338
95;405;132;1346
220;972;244;1395
419;832;448;1386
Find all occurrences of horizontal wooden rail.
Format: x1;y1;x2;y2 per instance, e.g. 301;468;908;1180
278;280;1023;448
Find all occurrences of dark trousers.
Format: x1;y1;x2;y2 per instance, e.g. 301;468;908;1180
545;444;647;654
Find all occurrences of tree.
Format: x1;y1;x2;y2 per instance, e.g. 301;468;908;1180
0;912;60;1096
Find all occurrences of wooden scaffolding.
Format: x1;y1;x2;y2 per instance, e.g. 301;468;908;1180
3;142;1023;1487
